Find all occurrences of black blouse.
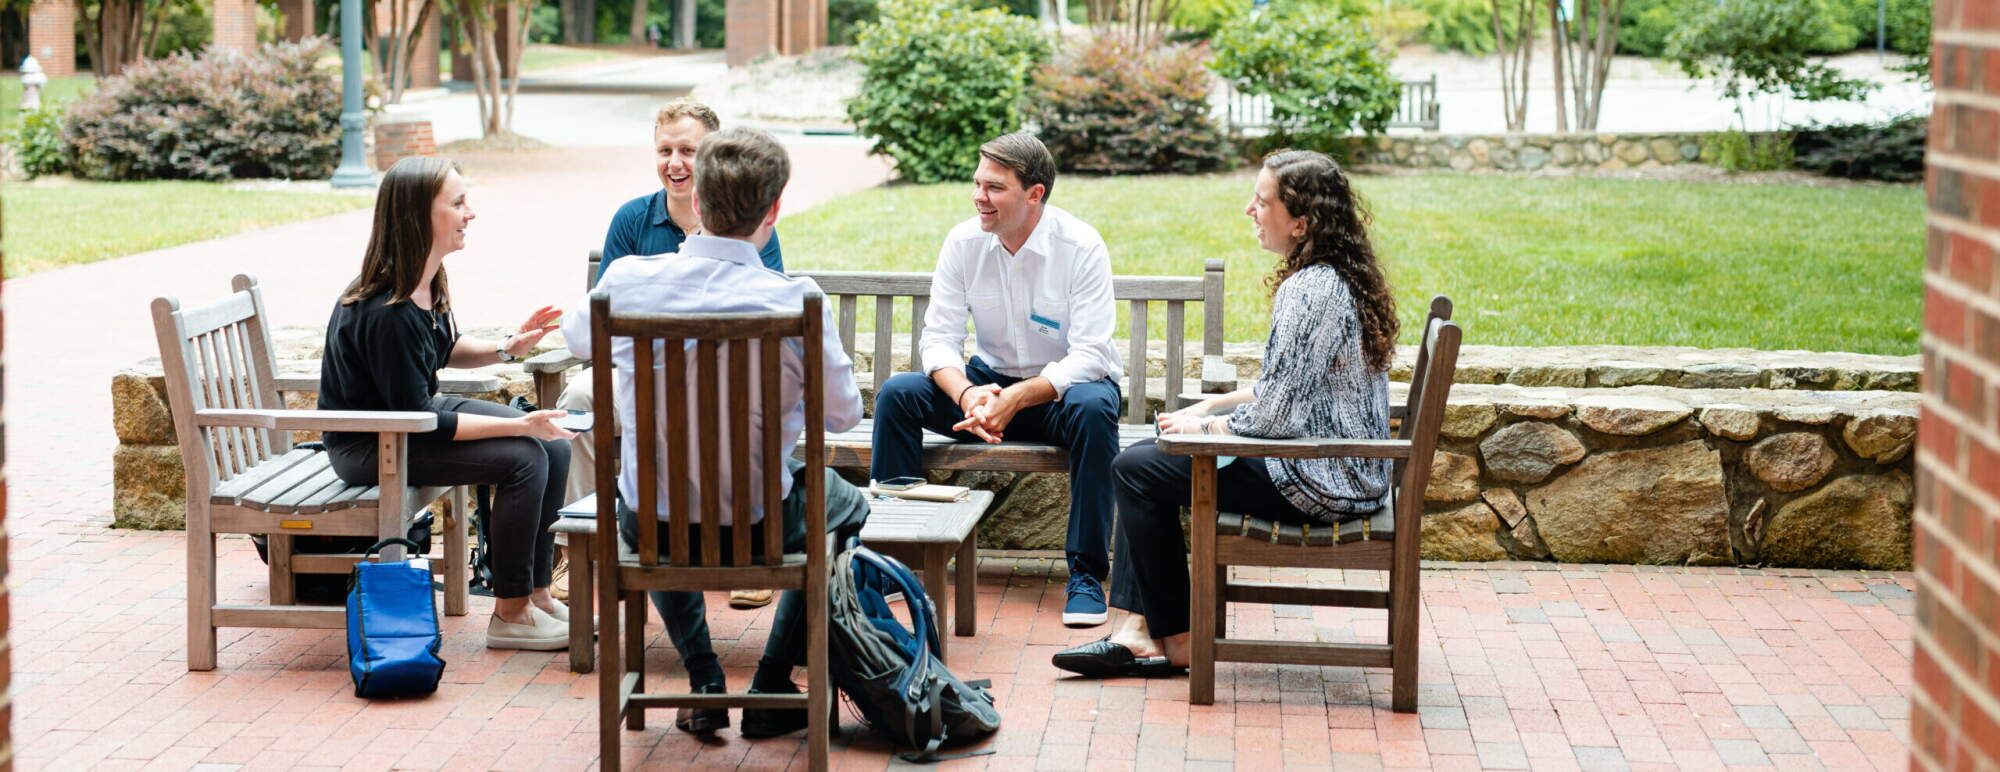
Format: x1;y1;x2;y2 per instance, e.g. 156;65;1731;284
318;289;461;453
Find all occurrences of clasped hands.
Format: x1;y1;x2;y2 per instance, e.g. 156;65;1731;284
952;384;1020;443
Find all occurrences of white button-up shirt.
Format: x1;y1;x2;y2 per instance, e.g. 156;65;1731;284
563;235;863;525
918;204;1121;398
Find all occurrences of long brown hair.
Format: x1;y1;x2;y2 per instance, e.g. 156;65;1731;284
341;156;457;310
1263;150;1398;373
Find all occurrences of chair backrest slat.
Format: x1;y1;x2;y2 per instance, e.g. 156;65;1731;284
636;330;666;566
1165;300;1186;408
837;295;858;359
197;332;246;478
909;296;929;373
1126;300;1149;423
872;296;893;392
695;339;724;567
593;292;821;571
729;338;754;567
151;276;287;500
1398;319;1461;515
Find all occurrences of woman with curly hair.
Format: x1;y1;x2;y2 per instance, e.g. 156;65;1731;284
1052;149;1399;678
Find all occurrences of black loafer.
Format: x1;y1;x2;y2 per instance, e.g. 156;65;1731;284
1052;638;1187;678
675;682;729;735
741;681;837;739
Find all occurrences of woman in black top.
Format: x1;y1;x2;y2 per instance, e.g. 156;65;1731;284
1053;149;1399;678
320;157;577;651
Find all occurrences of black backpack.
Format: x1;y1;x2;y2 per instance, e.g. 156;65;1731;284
826;539;1001;763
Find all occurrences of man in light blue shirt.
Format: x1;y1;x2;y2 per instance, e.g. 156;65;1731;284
563;127;867;740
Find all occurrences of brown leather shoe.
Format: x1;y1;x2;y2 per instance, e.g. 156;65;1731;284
729;589;774;609
675;682;729;736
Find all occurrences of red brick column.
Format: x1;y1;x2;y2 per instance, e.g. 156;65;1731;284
278;0;315;41
375;0;442;88
27;0;77;78
1;184;12;771
725;0;778;66
1914;1;2000;770
211;0;260;53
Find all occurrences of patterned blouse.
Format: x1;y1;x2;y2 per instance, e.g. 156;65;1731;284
1225;264;1392;520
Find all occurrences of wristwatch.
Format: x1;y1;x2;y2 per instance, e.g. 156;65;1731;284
496;334;518;363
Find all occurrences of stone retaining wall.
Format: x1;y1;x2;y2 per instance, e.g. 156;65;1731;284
1336;131;1787;172
113;333;1920;569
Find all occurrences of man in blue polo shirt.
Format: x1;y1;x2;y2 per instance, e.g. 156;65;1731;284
558;99;785;614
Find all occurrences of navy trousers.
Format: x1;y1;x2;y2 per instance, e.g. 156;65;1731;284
870;356;1120;581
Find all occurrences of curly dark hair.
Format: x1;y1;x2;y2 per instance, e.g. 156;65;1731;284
1262;150;1398;374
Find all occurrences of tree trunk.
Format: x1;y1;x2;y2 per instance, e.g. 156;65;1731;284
1547;0;1567;132
506;0;529;131
674;0;694;47
630;0;647;45
94;0;146;77
1491;0;1533;131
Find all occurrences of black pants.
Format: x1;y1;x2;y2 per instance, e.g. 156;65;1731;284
328;396;570;599
1109;438;1320;639
870;356;1121;581
617;459;870;688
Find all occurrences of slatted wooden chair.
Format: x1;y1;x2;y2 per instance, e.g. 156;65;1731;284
587;290;834;771
1156;297;1460;713
151;275;470;672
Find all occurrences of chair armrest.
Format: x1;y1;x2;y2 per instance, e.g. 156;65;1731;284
524;350;588;374
1154;433;1411;459
195;408;438;433
274;371;501;394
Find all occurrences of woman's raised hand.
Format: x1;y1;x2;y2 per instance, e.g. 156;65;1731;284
518;409;578;441
506;306;564;358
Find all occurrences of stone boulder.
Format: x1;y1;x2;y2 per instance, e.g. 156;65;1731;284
1697;405;1761;441
974;472;1068;550
1759;472;1913;570
1746;432;1836;492
114;445;188;530
112;371;176;444
1479;423;1586;483
1420;502;1509;561
1526;440;1731;564
1440;403;1498;439
1575;395;1692;436
1425;451;1481;502
1842;410;1918;463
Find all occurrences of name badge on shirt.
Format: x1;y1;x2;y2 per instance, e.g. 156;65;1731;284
1029;313;1062;340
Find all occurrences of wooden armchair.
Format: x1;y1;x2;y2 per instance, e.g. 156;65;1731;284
1156;298;1460;713
151;275;470;671
587;290;833;771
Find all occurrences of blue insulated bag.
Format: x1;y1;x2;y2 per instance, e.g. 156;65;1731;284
347;538;446;698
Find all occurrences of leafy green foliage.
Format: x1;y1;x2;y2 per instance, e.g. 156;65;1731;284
1026;37;1233;174
1618;0;1685;56
8;103;73;179
1665;0;1877;112
1704;130;1795;171
830;0;880;44
1411;0;1513;55
1792;114;1925;182
846;0;1051;183
64;40;343;181
1208;6;1401;140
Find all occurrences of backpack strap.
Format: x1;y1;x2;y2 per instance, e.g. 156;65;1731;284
895;676;995;764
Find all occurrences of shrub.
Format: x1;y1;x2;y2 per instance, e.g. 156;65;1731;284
1792;114;1925;182
1412;0;1511;54
1209;5;1401;140
8;103;73;179
64;39;342;182
1025;37;1232;175
847;0;1051;183
1704;130;1795;172
1665;0;1876;118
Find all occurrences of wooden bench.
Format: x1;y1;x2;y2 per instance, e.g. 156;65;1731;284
151;275;479;671
533;254;1231;672
552;488;995;671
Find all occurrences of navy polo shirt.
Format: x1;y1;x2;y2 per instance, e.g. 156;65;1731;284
597;189;785;284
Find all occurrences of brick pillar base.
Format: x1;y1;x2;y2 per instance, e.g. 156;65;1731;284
409;5;441;88
1913;2;2000;771
27;0;77;78
211;0;259;53
278;0;314;41
374;119;436;171
725;0;776;67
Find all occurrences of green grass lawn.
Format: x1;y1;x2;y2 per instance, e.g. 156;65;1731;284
782;173;1924;355
3;181;371;278
1;75;96;127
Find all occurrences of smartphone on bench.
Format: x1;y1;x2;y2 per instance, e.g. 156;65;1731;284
557;410;593;433
876;476;927;491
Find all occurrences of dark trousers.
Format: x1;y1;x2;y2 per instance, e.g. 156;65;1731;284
618;459;870;688
871;356;1120;581
1108;438;1318;639
328;396;569;600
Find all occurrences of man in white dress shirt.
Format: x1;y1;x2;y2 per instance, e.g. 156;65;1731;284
870;132;1122;627
563;127;868;739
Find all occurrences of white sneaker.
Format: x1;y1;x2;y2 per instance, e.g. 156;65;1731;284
538;598;569;622
487;606;569;651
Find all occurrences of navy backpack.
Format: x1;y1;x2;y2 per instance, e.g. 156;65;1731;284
347;538;446;698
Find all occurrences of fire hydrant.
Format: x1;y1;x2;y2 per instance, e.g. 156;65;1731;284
19;56;46;112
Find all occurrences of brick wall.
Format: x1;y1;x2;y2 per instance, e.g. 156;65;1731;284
26;0;76;78
211;0;260;52
1913;1;2000;770
374;119;437;171
725;0;778;67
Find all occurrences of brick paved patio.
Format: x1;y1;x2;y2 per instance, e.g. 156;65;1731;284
12;515;1915;770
